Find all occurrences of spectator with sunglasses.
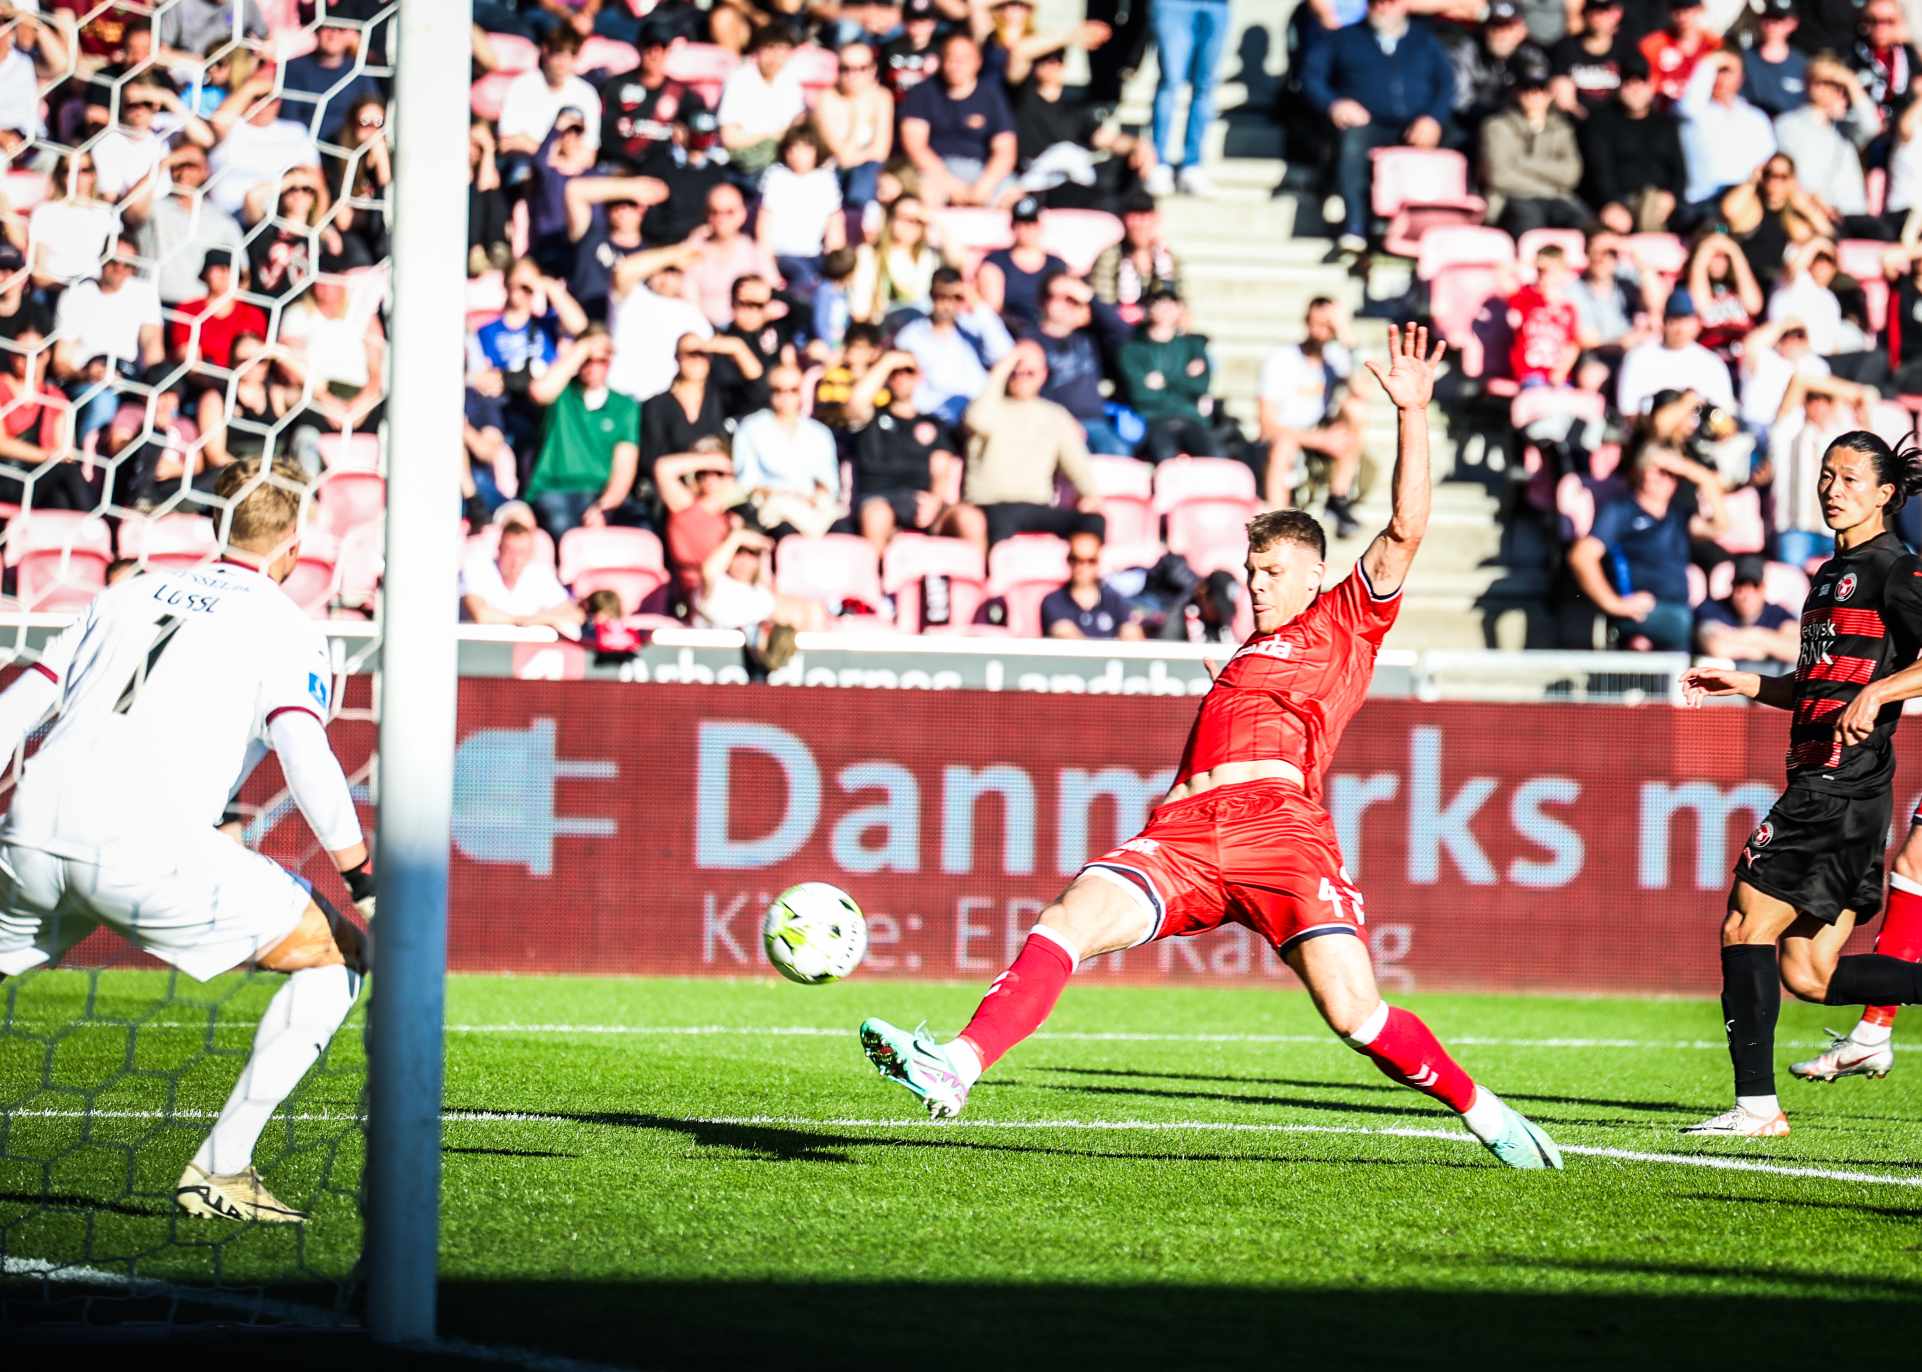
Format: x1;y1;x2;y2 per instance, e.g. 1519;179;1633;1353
1025;271;1131;456
1042;529;1145;640
963;340;1104;547
843;350;984;555
814;40;894;208
683;183;779;327
732;363;843;538
715;275;790;414
280;12;385;143
895;266;1014;422
134;144;244;306
93;74;213;204
525;326;643;537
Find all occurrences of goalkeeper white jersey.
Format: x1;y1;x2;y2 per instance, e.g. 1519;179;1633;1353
4;561;332;860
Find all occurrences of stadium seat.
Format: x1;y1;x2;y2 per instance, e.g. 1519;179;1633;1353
273;25;318;60
1088;454;1157;545
471;71;518;122
314;470;387;537
1515;227;1587;276
1040;209;1125;276
788;45;840;103
1151;455;1257;512
1415;224;1514;282
882;533;988;632
580;36;641;76
774;533;883;611
663;42;738;105
486;32;541;73
1099;540;1163;578
118;513;219;571
933;207;1015;275
572;565;671;615
1420;229;1516;380
1764;560;1811;610
558;525;666;583
1623;232;1687;287
315;433;382;472
1165;497;1256;577
468;271;507;315
987;533;1070;637
15;546;107;611
282;541;340;616
4;510;112;567
1368;147;1486;259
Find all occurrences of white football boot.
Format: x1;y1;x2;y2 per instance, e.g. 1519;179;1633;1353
859;1018;972;1119
1681;1105;1791;1137
1789;1028;1895;1082
175;1163;306;1222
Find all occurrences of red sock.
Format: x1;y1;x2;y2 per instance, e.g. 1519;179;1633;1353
1866;878;1922;1028
955;931;1076;1074
1344;1004;1477;1113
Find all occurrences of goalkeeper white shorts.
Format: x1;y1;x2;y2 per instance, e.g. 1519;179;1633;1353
0;829;311;982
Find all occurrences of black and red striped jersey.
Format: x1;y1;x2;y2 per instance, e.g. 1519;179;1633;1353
1788;530;1922;792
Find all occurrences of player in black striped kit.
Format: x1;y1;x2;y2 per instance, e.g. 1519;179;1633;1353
1680;432;1922;1136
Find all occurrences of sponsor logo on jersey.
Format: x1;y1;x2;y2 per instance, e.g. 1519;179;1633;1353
1753;821;1773;847
1115;838;1160;857
1837;572;1858;602
1231;637;1294;663
308;672;329;710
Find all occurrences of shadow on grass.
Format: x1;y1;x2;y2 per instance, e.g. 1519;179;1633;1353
0;1188;164;1219
441;1146;577;1161
1676;1192;1922;1221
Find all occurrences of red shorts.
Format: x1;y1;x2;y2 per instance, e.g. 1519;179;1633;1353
1081;779;1365;954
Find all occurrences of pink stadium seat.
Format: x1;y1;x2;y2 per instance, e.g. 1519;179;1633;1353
1099;540;1163;577
1516;227;1587;277
934;207;1015;264
118;513;218;571
1861;272;1891;335
1152;456;1256;513
5;510;112;567
468;271;507;315
572;565;670;615
282;547;339;616
664;43;738;105
1165;498;1256;577
1416;224;1514;282
257;0;301;31
1039;209;1125;276
1715;485;1767;556
1368;147;1486;258
882;533;988;632
788;45;840;102
1764;560;1811;610
580;36;641;76
3;170;50;213
314;470;387;537
471;71;518;122
988;533;1069;637
774;533;883;610
335;522;384;610
487;32;541;73
273;25;317;61
558;525;666;583
1088;455;1156;545
315;433;382;472
15;550;105;610
1624;232;1686;286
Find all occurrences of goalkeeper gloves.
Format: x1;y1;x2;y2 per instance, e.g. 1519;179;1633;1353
342;859;376;922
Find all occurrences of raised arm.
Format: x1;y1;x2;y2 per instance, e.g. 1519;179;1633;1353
1356;322;1446;597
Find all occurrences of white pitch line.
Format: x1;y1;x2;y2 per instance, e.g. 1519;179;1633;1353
7;1108;1918;1190
7;1021;1740;1050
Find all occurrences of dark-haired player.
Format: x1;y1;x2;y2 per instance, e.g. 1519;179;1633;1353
1681;432;1922;1135
857;324;1563;1170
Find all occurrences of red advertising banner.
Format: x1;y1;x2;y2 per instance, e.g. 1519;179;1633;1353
233;682;1904;996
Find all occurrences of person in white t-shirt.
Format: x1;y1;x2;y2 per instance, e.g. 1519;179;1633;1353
93;74;216;203
606;239;712;400
0;7;69;140
1255;296;1363;531
718;24;807;180
1616;289;1736;418
0;457;374;1227
460;516;587;628
693;525;823;671
207;69;322;217
28;150;122;289
52;233;164;441
757;127;846;297
498;26;603;157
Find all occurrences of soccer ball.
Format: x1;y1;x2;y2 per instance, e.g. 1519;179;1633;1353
763;882;868;985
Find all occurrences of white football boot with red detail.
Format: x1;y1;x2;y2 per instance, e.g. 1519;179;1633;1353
1790;1028;1895;1082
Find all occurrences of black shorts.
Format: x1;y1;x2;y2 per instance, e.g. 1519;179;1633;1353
1735;784;1892;925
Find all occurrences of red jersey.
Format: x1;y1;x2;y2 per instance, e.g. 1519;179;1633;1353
1174;567;1400;800
168;297;272;370
1638;30;1720;104
1506;285;1579;385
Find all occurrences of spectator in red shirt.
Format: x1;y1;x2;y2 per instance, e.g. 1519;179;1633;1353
0;326;85;510
659;437;745;606
1638;0;1718;105
168;249;270;369
1507;245;1581;386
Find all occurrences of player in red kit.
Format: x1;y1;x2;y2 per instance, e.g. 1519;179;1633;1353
858;324;1564;1169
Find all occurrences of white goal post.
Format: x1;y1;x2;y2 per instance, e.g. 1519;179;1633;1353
368;0;471;1345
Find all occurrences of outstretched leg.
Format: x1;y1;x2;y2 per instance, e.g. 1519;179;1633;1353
1685;882;1798;1136
1286;931;1562;1169
858;871;1150;1118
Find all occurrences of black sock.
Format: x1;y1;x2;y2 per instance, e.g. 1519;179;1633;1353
1721;945;1780;1098
1825;954;1922;1006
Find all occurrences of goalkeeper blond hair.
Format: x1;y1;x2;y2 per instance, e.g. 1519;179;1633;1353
216;457;309;553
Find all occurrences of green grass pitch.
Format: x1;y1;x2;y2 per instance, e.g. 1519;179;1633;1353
5;969;1922;1367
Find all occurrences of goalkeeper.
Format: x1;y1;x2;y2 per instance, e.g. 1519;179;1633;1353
0;460;375;1224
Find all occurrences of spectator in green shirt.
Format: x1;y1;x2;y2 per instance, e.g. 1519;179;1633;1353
525;325;643;537
1117;286;1219;463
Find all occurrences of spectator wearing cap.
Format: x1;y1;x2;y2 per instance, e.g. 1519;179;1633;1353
896;266;1015;422
757;128;846;299
461;515;586;629
524;326;644;537
1479;52;1585;234
1145;0;1229;197
899;32;1020;208
814;41;895;208
841;351;986;555
1091;190;1183;318
1026;271;1131;456
719;24;807;182
1580;50;1683;232
639;111;731;246
883;0;945;97
1118;285;1220;464
600;23;709;174
1850;0;1917;126
978;196;1068;329
499;27;603;157
0;7;70;140
207;67;322;218
1013;43;1155;205
1298;0;1454;254
280;12;385;144
136;143;245;305
732;364;843;538
1617;288;1736;417
684;184;780;327
1451;1;1536;133
1043;530;1145;640
1550;0;1635;116
1637;0;1718;105
565;168;669;322
1677;50;1774;214
964;341;1105;546
1569;444;1726;652
1742;0;1808;119
1773;55;1883;225
168;249;269;370
1695;556;1798;670
51;233;163;443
